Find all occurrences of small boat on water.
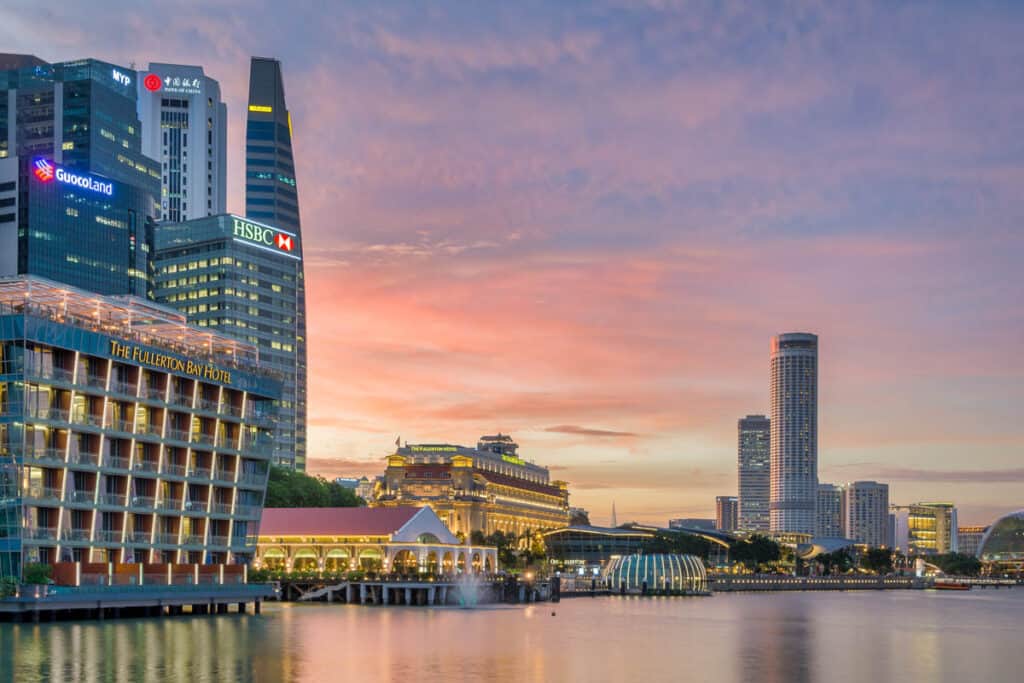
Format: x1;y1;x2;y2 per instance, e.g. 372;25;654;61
933;580;972;591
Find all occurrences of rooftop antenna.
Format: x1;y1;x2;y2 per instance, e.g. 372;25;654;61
611;501;618;528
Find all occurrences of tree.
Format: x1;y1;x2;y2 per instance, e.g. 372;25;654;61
861;547;894;574
730;535;782;570
263;465;364;508
931;552;982;577
817;548;854;574
22;563;52;585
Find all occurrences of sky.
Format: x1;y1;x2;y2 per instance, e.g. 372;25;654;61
2;1;1022;526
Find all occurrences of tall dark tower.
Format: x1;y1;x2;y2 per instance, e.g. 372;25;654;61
245;57;307;471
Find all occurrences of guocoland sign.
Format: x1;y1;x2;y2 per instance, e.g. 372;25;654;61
109;340;232;384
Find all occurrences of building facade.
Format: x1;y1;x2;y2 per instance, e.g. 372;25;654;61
136;63;227;222
244;57;306;471
0;58;161;297
841;481;889;547
816;483;843;537
976;511;1024;572
715;496;738;532
957;526;988;557
153;214;303;470
907;503;958;555
371;435;570;539
769;332;819;534
0;276;279;578
737;414;770;533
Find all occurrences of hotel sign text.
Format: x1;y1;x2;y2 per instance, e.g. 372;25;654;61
109;341;232;384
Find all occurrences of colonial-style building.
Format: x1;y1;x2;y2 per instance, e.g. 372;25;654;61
370;434;570;539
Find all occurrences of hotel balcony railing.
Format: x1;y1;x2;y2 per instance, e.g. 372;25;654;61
30;407;70;423
130;531;152;544
182;535;205;546
136;423;164;438
162;463;187;477
107;418;135;433
184;500;209;514
234;505;260;519
68;451;99;466
98;493;127;507
208;535;229;547
229;535;259;547
24;448;65;464
27;366;74;384
210;502;233;515
188;467;212;480
165;427;190;442
249;412;276;428
132;459;160;473
140;385;167;401
168;393;193;408
153;533;179;545
196;398;220;413
74;413;104;428
222;404;243;419
215;436;239;450
104;456;130;470
85;374;107;390
24;485;62;502
95;529;122;543
130;495;156;509
212;469;236;484
67;490;96;504
190;433;215;446
157;498;183;512
109;380;137;397
239;471;267;486
61;528;92;542
25;527;58;541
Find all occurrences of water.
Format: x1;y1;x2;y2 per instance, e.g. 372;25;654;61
2;590;1022;682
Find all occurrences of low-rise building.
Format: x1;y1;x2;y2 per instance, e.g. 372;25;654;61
254;505;497;574
957;525;988;557
908;503;958;555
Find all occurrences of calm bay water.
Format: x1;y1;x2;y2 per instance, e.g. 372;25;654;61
2;589;1022;682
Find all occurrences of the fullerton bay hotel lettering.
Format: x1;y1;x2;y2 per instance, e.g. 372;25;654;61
109;340;232;384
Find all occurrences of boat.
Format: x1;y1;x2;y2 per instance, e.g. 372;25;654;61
933;580;972;591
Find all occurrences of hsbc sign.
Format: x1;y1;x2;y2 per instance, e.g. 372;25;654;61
231;216;300;260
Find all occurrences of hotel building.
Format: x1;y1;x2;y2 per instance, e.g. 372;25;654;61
816;483;843;537
370;434;571;539
244;57;306;470
136;63;227;222
907;502;958;555
0;56;161;297
0;276;279;579
737;414;770;533
769;332;819;535
153;214;302;469
841;481;889;547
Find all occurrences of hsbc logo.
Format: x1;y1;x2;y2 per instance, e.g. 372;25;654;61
232;217;300;259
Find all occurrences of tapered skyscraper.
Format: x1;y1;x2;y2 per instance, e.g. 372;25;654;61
245;57;307;471
769;332;818;534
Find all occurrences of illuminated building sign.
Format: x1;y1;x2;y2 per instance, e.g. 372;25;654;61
149;73;203;95
112;68;132;87
143;73;162;91
501;454;526;466
248;104;273;113
410;446;458;453
109;340;232;384
33;158;113;196
231;216;300;260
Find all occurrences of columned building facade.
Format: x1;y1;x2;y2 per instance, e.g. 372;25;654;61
737;414;770;533
816;483;843;537
842;481;889;547
769;332;818;534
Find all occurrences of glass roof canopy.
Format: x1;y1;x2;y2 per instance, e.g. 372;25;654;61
0;275;261;369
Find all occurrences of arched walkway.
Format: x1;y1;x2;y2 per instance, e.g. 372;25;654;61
292;548;318;572
325;548;351;572
358;547;383;571
393;549;418;573
261;547;286;571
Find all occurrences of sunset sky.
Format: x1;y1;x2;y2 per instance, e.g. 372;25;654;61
3;1;1021;526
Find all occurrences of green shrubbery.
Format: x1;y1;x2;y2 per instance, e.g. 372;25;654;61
22;563;52;585
0;576;17;597
264;466;364;508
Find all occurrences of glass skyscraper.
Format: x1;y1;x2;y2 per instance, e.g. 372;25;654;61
737;414;770;533
153;214;304;471
0;57;160;297
243;57;306;471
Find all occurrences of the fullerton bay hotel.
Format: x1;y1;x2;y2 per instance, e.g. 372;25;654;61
0;276;280;577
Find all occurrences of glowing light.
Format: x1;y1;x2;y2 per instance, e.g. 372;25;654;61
248;104;272;113
143;74;162;92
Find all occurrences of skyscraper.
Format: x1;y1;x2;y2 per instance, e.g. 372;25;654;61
842;481;889;547
738;414;770;532
715;496;739;532
0;57;160;297
769;332;818;534
244;57;306;470
816;483;843;537
136;63;227;222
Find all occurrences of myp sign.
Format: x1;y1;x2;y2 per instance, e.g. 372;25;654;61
33;158;114;196
231;216;300;260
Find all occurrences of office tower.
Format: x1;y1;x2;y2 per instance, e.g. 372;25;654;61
244;57;306;471
738;415;770;532
769;332;818;534
841;481;889;547
0;58;160;296
153;214;303;469
136;63;227;222
816;483;843;537
0;275;279;579
956;526;988;557
907;503;958;555
715;496;739;532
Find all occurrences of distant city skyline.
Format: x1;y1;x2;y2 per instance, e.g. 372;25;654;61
2;1;1021;527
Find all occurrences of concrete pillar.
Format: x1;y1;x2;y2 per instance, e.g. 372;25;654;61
428;587;436;605
346;583;354;603
382;586;389;605
359;583;367;604
405;587;412;605
238;602;246;614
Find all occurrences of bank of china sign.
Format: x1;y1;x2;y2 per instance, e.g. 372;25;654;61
33;158;113;196
231;217;300;260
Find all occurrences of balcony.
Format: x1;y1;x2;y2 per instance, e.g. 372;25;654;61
157;498;183;512
68;451;99;466
130;495;155;509
61;528;92;542
168;392;192;408
106;418;135;434
109;380;137;397
183;500;209;514
187;467;212;480
221;404;243;419
74;413;104;428
23;448;65;465
67;489;96;504
104;455;130;470
132;459;159;473
130;531;152;544
30;407;70;423
208;535;229;547
234;505;260;518
24;485;62;502
182;535;205;547
216;436;239;451
230;535;259;548
212;469;236;484
25;527;58;541
95;529;122;543
97;493;126;507
27;366;74;384
239;471;267;487
165;427;190;442
153;533;179;545
190;433;215;446
85;374;107;390
196;398;220;413
210;502;233;515
162;463;187;477
140;385;166;401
